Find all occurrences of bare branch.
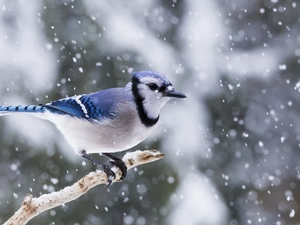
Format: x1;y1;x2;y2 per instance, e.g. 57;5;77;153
4;150;164;225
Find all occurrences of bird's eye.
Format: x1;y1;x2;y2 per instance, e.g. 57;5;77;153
148;83;158;91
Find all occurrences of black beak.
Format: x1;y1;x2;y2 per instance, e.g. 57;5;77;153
164;88;187;98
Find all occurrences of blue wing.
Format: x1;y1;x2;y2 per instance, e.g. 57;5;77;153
45;88;125;121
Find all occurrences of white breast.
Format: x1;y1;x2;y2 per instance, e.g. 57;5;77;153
42;108;157;155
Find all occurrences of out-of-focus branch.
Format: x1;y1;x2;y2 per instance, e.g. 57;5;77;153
4;150;164;225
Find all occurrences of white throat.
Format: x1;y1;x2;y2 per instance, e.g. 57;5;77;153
143;96;170;119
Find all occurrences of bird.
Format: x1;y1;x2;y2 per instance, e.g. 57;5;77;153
0;71;186;185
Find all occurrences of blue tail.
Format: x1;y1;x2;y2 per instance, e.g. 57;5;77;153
0;105;46;115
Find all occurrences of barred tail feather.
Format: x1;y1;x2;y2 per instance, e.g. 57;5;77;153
0;105;46;116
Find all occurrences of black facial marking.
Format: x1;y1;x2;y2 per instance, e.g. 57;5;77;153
158;85;167;93
131;77;159;127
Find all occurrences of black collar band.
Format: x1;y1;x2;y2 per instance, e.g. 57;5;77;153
131;77;159;127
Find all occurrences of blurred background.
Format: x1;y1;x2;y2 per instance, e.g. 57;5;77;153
0;0;300;224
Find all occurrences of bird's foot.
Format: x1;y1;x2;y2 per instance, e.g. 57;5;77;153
80;150;116;186
101;164;116;186
102;153;127;180
108;159;127;180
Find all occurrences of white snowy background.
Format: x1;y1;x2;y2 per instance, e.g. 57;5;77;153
0;0;300;224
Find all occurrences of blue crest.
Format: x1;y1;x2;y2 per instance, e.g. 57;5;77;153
132;71;172;86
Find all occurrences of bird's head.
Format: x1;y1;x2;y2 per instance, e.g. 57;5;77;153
130;71;186;126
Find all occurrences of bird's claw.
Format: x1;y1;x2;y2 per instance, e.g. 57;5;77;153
108;160;127;180
101;164;116;186
81;150;127;186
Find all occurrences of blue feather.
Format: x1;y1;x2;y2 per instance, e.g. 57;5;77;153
132;71;172;86
88;87;126;119
45;88;125;120
0;88;126;121
0;105;46;114
46;95;99;119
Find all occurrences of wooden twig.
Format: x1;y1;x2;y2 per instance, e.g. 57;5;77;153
4;150;164;225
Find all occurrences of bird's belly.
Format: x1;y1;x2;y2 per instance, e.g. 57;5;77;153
46;113;157;154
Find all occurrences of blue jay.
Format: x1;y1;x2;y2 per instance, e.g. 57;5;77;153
0;71;186;185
